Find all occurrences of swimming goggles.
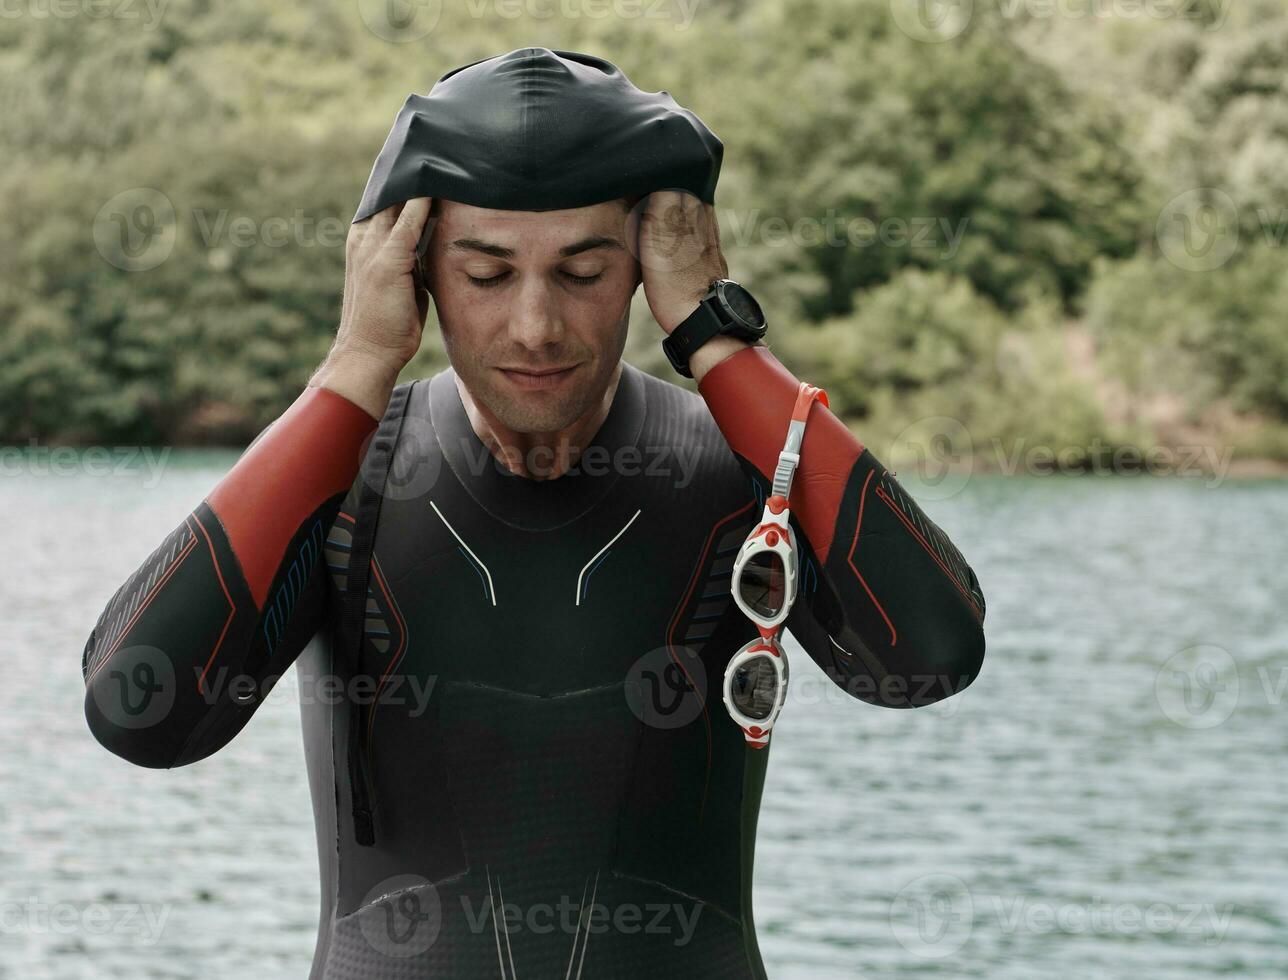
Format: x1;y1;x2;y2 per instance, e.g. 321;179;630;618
723;381;829;747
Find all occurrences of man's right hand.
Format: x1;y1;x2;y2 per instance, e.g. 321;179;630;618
311;197;435;420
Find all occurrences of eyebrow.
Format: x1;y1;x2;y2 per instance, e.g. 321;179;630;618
446;235;625;259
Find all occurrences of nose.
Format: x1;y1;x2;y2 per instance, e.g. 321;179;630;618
506;275;566;351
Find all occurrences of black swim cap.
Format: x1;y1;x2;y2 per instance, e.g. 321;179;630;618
352;47;723;222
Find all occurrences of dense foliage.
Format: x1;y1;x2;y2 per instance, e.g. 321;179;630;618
1;0;1285;461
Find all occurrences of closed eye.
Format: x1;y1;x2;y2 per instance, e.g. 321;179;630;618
466;270;603;289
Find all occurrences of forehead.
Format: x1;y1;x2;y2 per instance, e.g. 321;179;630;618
435;199;628;252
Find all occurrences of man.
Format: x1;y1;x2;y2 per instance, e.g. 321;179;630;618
82;48;985;978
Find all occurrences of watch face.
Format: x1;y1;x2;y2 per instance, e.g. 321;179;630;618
719;281;766;331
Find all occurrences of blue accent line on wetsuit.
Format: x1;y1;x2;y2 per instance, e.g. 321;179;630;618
263;519;324;654
579;549;613;604
458;545;490;601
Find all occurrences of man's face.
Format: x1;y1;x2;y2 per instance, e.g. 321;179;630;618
424;198;641;434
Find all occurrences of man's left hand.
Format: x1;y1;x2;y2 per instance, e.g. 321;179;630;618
633;190;729;335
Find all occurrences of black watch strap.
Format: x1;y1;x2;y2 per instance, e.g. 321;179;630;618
662;301;728;379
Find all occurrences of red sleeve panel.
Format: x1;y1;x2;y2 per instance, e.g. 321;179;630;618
697;344;862;565
207;385;378;610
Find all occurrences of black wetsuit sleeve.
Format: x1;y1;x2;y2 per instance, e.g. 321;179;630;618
81;385;377;767
779;453;986;707
698;345;986;707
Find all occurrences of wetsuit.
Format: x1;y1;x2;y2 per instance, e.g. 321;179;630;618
82;345;986;978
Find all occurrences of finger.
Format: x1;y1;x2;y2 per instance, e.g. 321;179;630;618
393;197;434;249
371;201;399;233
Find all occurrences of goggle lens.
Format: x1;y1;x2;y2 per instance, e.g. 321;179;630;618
738;550;786;620
729;653;780;721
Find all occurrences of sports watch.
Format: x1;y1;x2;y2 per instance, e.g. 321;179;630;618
662;278;768;378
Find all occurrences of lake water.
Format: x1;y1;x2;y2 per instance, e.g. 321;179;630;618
2;453;1285;978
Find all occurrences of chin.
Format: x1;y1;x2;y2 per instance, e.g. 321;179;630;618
490;364;608;434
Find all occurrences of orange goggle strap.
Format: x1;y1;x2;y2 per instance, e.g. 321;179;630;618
770;382;829;501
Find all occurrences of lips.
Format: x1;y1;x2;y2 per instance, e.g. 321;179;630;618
496;363;581;390
500;365;578;376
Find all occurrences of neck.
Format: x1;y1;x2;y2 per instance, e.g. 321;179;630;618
454;361;623;480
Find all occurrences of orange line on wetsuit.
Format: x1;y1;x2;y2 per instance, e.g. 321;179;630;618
697;346;861;565
88;531;199;685
207;386;378;610
365;556;408;755
847;469;898;647
191;514;239;694
874;485;982;620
